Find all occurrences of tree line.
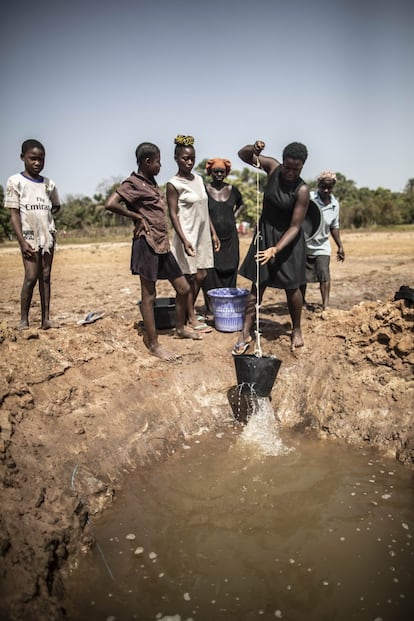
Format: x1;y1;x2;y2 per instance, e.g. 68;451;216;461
1;165;413;241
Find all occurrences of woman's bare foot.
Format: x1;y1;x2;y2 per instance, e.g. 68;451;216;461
41;319;59;330
17;319;29;330
148;342;181;362
175;327;203;340
290;328;304;352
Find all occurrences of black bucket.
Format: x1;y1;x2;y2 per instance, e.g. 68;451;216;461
302;199;321;241
137;297;176;330
233;354;282;397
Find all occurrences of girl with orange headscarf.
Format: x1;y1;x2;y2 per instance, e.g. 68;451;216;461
202;158;245;311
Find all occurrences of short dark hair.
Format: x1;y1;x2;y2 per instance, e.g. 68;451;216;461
282;142;308;163
135;142;160;164
21;139;45;155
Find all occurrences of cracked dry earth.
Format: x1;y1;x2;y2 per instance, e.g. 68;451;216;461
0;230;413;620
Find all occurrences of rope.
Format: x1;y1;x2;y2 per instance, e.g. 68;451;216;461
254;161;263;357
71;464;115;581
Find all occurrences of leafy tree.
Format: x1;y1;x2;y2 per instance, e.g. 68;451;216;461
401;179;414;223
54;177;128;231
3;171;413;243
404;178;414;195
0;186;13;240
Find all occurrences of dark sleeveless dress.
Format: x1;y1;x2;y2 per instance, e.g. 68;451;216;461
239;165;306;289
202;186;242;291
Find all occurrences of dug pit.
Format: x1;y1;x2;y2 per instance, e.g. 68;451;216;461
0;231;413;620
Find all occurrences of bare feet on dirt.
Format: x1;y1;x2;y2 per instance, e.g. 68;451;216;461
175;327;203;340
41;319;60;330
148;343;181;362
290;328;304;351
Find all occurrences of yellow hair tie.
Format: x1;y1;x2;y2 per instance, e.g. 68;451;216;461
174;134;194;146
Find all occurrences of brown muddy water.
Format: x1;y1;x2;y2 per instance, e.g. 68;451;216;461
64;399;414;621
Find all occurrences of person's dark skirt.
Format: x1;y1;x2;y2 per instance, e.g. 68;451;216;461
202;267;237;292
131;236;182;282
239;219;306;289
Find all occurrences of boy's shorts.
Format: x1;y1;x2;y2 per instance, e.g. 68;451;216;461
305;254;330;283
131;236;183;282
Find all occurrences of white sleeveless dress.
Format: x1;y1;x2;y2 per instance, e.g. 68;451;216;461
168;173;214;275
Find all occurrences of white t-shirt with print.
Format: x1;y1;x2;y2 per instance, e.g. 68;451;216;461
5;173;60;253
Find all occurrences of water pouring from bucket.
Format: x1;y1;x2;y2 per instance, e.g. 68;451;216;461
236;395;292;456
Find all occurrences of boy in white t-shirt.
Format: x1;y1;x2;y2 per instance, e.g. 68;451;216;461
5;139;60;329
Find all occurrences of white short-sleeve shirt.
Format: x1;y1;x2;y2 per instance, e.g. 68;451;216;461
306;190;340;256
5;173;60;253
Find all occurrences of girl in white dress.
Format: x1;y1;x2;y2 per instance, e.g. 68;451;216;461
167;135;220;332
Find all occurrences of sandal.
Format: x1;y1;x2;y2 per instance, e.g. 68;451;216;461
232;336;252;356
192;322;213;333
77;311;105;325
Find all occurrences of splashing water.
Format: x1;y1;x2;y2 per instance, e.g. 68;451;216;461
237;394;293;456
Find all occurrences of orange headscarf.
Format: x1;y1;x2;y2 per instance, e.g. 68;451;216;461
206;158;232;176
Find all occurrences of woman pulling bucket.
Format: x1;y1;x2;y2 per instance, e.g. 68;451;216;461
232;139;312;355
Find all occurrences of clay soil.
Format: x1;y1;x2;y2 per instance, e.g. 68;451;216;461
0;230;413;620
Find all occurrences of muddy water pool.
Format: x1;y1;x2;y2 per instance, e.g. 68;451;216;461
64;401;414;621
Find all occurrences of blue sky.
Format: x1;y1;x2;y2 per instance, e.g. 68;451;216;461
1;0;413;199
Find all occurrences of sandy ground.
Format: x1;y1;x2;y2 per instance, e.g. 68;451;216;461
0;230;413;620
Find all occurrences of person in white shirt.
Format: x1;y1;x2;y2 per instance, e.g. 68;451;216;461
5;139;60;330
301;171;345;310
